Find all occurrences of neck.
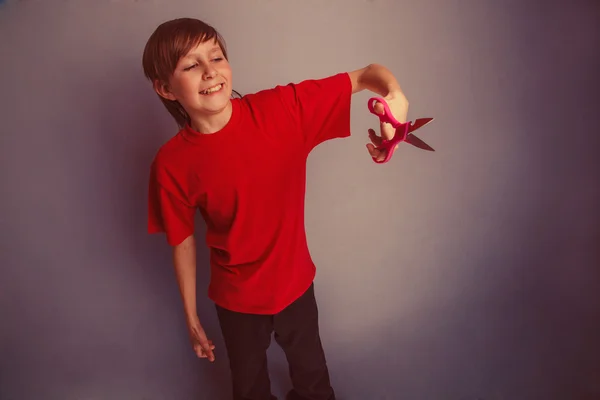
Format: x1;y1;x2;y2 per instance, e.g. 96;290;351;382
189;101;233;134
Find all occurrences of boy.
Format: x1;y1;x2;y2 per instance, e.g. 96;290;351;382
142;17;409;400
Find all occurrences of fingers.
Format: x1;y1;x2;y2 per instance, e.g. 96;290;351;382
367;129;385;162
370;116;395;143
380;121;396;141
368;100;401;162
188;321;216;362
194;340;216;362
366;144;399;162
203;346;216;362
367;128;399;162
366;143;385;162
195;345;215;362
368;128;381;146
374;102;395;140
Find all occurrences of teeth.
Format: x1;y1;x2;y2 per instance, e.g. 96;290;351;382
201;84;223;94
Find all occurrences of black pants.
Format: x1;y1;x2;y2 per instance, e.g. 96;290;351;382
215;283;336;400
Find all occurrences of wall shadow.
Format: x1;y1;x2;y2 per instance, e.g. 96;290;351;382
93;60;232;399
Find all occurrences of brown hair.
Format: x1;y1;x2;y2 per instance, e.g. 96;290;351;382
142;18;231;128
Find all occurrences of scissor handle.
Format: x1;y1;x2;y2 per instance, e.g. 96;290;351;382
367;97;402;128
372;124;409;164
368;97;410;164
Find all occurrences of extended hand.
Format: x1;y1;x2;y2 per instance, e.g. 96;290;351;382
187;317;216;362
366;94;409;162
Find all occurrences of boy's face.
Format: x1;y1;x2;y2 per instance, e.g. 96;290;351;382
155;39;233;122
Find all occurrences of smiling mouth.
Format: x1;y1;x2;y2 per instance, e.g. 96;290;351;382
200;83;224;95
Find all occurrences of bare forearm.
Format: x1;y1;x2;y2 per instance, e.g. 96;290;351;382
172;235;198;323
350;63;409;122
355;64;405;98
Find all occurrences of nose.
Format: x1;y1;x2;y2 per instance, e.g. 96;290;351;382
202;65;217;80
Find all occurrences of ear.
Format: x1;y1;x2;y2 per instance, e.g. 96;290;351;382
153;79;177;101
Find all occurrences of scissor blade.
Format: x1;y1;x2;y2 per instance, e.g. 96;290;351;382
405;134;435;151
408;117;434;133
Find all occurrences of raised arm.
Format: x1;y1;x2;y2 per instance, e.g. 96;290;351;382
348;64;410;160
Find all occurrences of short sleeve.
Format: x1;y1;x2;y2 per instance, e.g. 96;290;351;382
274;72;352;150
148;159;196;246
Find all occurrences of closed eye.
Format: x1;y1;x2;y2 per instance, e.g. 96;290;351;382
183;63;198;71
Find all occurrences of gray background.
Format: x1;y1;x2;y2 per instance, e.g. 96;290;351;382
1;0;599;399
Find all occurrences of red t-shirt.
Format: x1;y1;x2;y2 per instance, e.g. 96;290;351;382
148;72;352;314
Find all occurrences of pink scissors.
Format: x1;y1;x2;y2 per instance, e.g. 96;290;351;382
367;97;435;164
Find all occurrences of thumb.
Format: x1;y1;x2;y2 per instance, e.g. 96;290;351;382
373;101;385;116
